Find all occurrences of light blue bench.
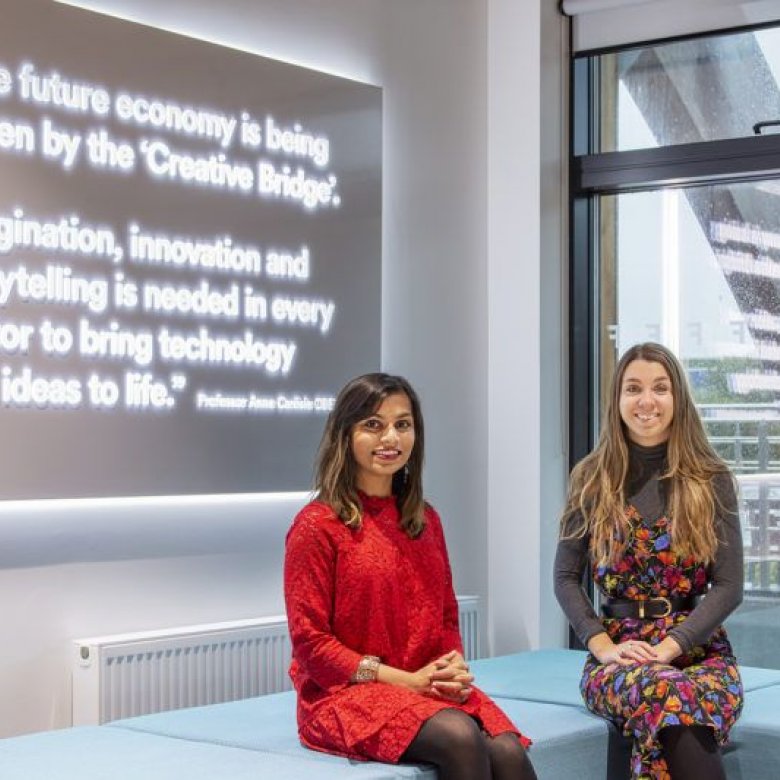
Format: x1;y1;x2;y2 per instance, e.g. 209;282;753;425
111;690;612;780
0;691;609;780
1;650;778;779
0;725;404;780
471;650;780;780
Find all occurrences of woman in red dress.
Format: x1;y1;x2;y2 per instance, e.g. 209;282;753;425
284;373;536;780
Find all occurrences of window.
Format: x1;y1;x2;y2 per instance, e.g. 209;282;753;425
596;28;780;153
572;24;780;668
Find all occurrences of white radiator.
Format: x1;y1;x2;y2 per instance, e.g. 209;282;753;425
72;596;481;726
72;616;291;726
457;594;481;661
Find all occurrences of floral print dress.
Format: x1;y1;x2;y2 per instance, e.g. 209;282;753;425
580;505;743;779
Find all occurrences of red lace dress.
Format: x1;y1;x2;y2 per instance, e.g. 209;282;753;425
284;494;530;763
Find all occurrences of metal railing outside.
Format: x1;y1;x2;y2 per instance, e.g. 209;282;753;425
700;403;780;596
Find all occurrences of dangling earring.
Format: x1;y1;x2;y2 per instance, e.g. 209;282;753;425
403;464;410;484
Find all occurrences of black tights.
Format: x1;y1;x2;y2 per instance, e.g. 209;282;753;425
401;708;537;780
659;725;726;780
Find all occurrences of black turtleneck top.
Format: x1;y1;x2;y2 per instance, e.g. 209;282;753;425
553;441;743;654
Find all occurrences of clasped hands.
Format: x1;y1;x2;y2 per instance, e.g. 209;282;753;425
411;650;473;703
590;633;682;667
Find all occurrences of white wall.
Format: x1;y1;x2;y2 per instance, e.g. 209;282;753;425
486;0;569;655
487;0;542;654
0;0;567;736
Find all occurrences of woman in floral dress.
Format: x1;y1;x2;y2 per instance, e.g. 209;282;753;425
285;373;536;780
555;343;743;780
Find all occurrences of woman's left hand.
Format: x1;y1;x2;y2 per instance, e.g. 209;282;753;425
432;650;469;674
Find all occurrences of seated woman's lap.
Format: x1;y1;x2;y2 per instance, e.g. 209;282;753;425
581;658;741;743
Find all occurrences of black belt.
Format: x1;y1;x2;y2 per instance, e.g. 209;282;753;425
601;595;696;620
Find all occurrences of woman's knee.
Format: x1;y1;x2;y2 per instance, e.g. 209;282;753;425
642;667;698;712
433;708;486;751
403;708;487;766
488;733;537;779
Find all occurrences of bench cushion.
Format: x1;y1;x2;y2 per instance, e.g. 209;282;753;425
0;725;409;780
491;697;611;780
112;692;435;778
470;649;588;705
739;665;780;692
113;689;612;780
724;684;780;779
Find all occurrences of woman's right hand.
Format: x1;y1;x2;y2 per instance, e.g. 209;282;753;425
378;659;473;701
406;663;439;695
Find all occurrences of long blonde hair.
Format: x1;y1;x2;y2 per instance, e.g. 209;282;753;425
315;373;426;537
562;343;732;566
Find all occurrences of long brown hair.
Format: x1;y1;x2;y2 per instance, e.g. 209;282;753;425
315;373;426;537
562;342;732;566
